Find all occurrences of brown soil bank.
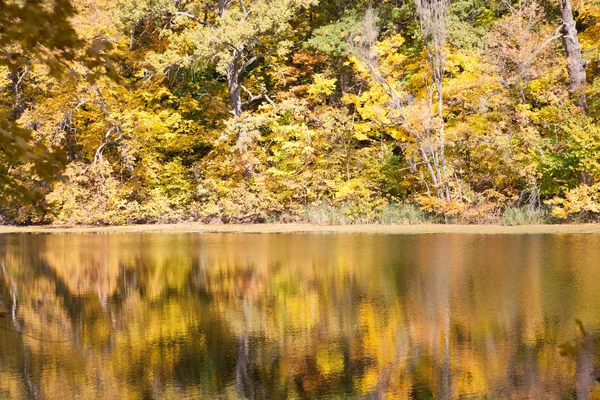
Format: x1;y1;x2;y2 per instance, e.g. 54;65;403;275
1;223;600;234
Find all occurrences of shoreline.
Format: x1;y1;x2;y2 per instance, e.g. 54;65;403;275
1;223;600;234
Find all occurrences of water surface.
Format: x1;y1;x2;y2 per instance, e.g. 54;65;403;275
0;233;599;398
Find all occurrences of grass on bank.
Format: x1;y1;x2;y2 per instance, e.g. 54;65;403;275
302;203;435;225
303;202;551;226
0;202;584;232
302;203;352;225
377;204;434;224
500;206;550;226
2;223;600;235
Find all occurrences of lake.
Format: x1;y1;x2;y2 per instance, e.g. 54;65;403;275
0;232;599;398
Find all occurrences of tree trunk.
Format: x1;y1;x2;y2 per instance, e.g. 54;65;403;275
436;79;450;201
9;65;28;121
226;57;247;151
558;0;588;112
229;84;242;117
415;0;451;201
227;63;243;118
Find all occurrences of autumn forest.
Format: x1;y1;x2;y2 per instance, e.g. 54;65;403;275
2;0;600;225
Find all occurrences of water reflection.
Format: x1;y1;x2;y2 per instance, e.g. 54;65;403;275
0;233;599;398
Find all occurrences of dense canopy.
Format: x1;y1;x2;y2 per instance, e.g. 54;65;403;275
2;0;600;225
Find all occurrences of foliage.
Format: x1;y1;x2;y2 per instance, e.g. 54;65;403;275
305;13;359;57
1;0;600;225
0;0;115;211
546;184;600;221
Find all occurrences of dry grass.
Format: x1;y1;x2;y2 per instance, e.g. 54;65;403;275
500;206;549;226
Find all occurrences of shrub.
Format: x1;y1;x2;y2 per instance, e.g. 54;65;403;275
460;202;502;224
546;184;600;221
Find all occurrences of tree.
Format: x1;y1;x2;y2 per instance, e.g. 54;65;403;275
486;1;561;103
0;0;115;216
0;0;79;209
557;0;588;112
413;0;452;201
350;8;454;202
126;0;316;149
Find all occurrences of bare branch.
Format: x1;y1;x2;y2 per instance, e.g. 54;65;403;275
169;11;213;27
239;84;257;99
218;0;236;17
263;92;276;109
89;86;125;165
239;85;275;110
198;93;235;115
239;54;261;74
527;24;562;64
240;84;264;107
15;66;28;92
225;42;241;53
93;126;119;164
239;0;249;18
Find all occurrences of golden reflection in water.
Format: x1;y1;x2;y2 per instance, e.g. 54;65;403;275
0;233;599;398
